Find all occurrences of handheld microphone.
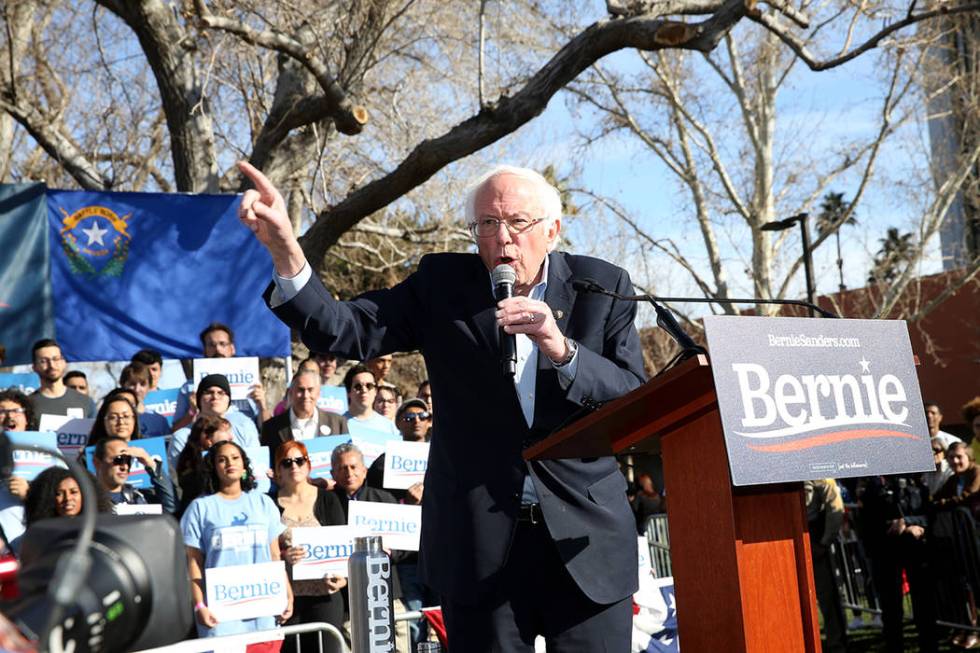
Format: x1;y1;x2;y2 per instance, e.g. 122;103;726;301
492;264;518;376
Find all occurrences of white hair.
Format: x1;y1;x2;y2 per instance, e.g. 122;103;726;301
464;165;563;252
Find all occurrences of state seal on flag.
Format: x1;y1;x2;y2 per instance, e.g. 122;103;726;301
58;205;133;277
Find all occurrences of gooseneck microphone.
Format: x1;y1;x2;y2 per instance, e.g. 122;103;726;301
572;278;707;358
492;264;518;376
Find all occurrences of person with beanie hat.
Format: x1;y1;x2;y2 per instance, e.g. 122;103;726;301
167;374;261;472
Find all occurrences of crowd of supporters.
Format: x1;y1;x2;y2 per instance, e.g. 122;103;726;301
2;327;978;652
0;328;435;652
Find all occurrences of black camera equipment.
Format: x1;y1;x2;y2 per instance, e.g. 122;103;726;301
0;434;193;652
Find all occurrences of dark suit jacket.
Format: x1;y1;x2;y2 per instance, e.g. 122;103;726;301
259;408;349;452
267;251;646;605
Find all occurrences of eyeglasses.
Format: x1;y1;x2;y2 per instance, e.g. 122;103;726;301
470;216;544;238
400;411;431;423
0;408;26;416
106;413;134;423
933;448;945;454
111;455;133;467
352;382;376;392
279;456;309;469
35;356;64;366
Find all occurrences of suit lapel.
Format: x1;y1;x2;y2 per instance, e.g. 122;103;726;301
538;252;575;371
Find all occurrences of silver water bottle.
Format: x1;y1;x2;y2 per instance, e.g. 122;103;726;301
348;535;396;652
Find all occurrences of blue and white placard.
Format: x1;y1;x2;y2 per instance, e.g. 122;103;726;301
318;386;348;415
304;435;353;480
246;446;271;494
114;503;163;516
5;431;64;480
290;525;369;580
205;561;288;622
41;416;94;457
144;388;179;426
347;501;422;551
348;423;399;468
192;357;260;401
0;372;40;393
382;440;429;490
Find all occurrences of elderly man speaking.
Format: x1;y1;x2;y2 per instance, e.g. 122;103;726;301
239;161;646;651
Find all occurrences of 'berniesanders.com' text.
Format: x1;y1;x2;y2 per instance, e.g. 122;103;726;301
766;334;861;348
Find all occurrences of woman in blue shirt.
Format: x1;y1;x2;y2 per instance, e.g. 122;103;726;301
181;440;293;642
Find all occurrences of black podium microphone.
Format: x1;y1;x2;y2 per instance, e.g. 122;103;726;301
572;278;707;358
492;264;518;376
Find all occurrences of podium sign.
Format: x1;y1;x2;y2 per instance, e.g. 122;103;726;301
704;316;933;486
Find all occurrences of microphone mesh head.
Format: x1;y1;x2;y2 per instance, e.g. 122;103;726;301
491;264;516;286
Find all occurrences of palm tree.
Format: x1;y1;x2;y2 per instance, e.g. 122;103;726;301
816;192;858;293
868;228;917;283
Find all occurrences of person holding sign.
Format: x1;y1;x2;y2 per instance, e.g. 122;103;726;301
270;441;347;653
240;163;645;652
180;440;293;641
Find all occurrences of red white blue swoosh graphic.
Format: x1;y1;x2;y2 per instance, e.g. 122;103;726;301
746;428;920;452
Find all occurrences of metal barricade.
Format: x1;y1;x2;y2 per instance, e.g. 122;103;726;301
133;622;348;653
643;513;672;578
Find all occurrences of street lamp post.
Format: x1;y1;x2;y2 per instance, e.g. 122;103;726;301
761;213;816;317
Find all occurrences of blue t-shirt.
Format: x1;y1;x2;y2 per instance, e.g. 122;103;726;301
180;491;286;637
139;411;171;437
344;411;399;437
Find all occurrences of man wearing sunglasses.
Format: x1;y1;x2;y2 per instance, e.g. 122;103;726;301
93;436;177;513
241;163;645;652
341;364;398;437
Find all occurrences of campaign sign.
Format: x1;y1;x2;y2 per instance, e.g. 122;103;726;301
347;501;422;551
348;422;399;468
304;435;352;480
192;357;260;401
382;440;429;490
290;525;369;580
318;386;348;415
114;503;163;516
5;431;64;480
206;561;287;622
0;372;40;393
144;388;179;426
246;446;271;494
704;316;933;486
42;417;95;457
84;436;169;491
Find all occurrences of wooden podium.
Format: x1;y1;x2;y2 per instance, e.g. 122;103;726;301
524;356;822;652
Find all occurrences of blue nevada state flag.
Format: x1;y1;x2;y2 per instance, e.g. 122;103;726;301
0;183;55;365
48;190;289;361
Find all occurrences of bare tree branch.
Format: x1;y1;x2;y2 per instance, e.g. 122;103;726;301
192;0;368;135
751;2;980;71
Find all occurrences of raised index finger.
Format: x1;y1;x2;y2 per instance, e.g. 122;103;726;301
238;160;277;199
